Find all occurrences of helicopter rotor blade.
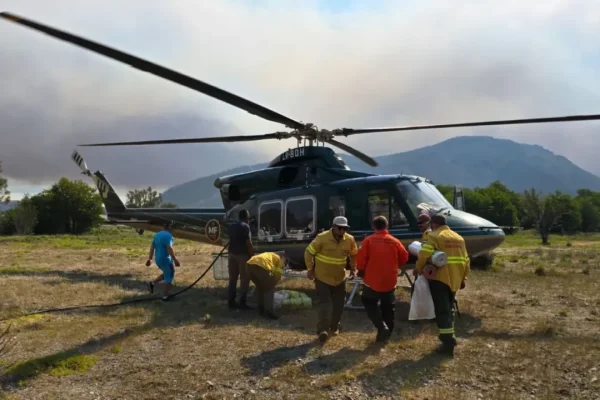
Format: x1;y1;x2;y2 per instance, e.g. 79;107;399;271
339;113;600;136
0;11;305;131
325;138;378;167
79;132;290;147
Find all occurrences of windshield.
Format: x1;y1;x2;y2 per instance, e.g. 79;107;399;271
396;179;453;217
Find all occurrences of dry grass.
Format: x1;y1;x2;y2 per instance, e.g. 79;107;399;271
0;227;599;399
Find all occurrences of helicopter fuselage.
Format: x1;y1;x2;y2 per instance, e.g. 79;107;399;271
222;173;505;268
98;147;505;270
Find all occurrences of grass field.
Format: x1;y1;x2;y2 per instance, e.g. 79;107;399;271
0;227;599;399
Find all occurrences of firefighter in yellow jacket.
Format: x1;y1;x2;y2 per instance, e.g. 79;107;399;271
416;214;469;357
417;213;432;241
246;251;287;320
304;216;358;344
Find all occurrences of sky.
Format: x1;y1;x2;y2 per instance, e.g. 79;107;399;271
1;0;600;201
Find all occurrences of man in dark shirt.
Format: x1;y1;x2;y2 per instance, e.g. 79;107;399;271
227;209;254;309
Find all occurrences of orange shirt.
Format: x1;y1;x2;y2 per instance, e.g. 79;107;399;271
356;230;409;292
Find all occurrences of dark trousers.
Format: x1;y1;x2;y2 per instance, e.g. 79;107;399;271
315;279;346;333
247;264;278;313
428;279;457;347
228;253;250;304
361;286;396;333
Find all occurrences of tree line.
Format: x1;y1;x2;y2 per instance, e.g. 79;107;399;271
125;187;177;209
2;162;600;243
0;170;175;235
436;181;599;244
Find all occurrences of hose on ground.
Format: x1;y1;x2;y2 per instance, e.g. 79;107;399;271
0;242;230;323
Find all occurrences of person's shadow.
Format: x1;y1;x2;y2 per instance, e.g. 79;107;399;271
0;268;480;390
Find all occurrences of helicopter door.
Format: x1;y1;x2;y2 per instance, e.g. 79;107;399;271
367;189;411;231
257;200;283;243
284;195;317;241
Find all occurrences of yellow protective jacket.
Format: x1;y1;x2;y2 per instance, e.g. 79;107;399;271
416;225;469;292
247;252;285;283
422;229;431;242
304;229;358;286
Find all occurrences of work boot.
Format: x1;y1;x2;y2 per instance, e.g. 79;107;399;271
318;331;328;345
238;296;254;310
434;343;455;357
228;299;239;309
330;323;340;336
376;327;390;343
264;310;279;320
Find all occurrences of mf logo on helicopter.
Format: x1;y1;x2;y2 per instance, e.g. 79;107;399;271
205;219;221;242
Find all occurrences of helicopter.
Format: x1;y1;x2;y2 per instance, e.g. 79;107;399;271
4;11;600;270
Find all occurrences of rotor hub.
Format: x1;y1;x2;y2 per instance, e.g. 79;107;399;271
291;124;335;144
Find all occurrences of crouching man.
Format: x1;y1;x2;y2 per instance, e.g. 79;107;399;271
246;251;287;320
356;216;409;342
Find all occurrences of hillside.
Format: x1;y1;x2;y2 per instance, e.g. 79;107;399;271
0;201;19;213
162;136;600;207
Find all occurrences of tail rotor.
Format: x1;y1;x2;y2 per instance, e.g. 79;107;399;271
71;150;91;176
71;149;126;213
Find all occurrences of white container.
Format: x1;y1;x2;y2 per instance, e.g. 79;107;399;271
408;241;447;267
212;253;229;280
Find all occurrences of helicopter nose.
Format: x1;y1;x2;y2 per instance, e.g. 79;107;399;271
447;209;501;229
478;225;506;246
443;209;506;254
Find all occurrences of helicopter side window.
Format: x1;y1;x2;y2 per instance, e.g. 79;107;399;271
329;196;346;220
368;190;409;228
285;196;316;238
258;200;283;241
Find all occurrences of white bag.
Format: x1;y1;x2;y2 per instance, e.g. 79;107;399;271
408;275;436;320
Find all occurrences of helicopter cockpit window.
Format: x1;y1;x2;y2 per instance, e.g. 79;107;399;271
258;200;283;240
285;196;316;238
367;190;409;228
396;179;453;217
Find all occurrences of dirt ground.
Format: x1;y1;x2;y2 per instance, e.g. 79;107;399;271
0;227;599;399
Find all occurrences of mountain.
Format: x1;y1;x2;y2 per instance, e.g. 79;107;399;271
0;201;19;213
161;136;600;207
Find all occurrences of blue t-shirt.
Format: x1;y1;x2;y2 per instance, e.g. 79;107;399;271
153;230;174;266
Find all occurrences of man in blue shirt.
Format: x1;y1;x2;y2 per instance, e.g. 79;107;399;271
227;209;254;309
146;221;180;301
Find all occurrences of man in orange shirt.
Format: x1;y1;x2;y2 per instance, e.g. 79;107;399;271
356;215;409;342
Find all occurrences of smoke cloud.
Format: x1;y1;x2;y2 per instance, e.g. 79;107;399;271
1;0;600;197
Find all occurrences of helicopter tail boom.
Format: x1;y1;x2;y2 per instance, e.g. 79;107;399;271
71;150;126;214
71;149;229;245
